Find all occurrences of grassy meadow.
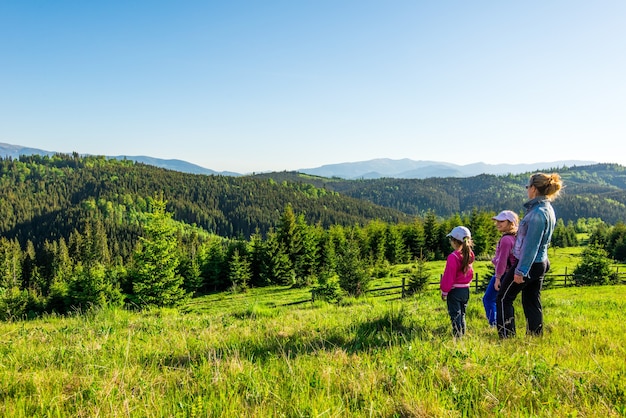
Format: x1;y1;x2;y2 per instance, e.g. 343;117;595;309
1;249;625;417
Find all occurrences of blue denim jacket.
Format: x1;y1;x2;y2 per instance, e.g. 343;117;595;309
513;196;556;277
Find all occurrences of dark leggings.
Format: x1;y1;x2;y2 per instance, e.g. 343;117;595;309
496;260;549;338
447;287;470;338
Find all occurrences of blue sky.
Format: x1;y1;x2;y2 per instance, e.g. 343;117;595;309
1;1;624;173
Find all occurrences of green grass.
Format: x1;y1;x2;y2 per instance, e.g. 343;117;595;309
1;283;625;417
547;246;585;275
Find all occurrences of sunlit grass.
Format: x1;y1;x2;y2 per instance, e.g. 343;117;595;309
547;246;585;274
1;283;624;417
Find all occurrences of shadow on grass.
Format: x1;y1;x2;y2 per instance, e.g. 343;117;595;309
141;308;447;369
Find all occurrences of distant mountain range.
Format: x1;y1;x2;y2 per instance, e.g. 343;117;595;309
0;142;595;179
298;158;598;179
0;142;239;176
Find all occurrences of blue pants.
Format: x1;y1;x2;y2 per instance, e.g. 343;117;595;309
446;287;469;337
482;275;498;326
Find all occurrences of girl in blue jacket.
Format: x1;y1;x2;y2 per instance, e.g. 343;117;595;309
497;173;563;338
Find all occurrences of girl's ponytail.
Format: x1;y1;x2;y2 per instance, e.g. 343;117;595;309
460;236;473;273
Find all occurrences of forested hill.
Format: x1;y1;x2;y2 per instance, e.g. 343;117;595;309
3;155;625;259
252;164;626;225
0;154;411;252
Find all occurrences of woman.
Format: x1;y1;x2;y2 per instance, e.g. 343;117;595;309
440;226;475;338
496;173;563;338
482;210;518;327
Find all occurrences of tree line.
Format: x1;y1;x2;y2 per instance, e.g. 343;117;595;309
0;194;494;316
3;192;624;320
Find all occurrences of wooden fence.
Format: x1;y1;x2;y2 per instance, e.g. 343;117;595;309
362;267;626;299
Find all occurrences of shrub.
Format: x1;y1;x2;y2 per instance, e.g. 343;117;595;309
293;274;315;289
312;273;343;303
46;280;69;314
371;261;391;279
573;245;619;286
0;287;44;320
406;257;431;295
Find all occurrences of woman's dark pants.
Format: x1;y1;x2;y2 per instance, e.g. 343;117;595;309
496;260;549;338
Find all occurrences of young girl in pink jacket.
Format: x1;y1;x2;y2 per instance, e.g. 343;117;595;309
482;210;519;326
440;226;475;337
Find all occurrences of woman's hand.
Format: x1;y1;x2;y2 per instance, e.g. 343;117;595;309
494;277;501;291
514;273;525;284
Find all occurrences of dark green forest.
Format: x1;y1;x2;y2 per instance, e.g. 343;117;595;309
0;154;625;319
253;163;626;225
0;153;410;249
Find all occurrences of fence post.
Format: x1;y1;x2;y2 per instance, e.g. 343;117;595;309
564;266;567;286
401;277;406;298
475;272;479;291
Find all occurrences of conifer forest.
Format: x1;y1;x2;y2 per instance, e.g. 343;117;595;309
1;154;625;318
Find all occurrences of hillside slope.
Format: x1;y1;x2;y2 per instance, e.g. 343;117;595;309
0;154;412;254
252;164;626;224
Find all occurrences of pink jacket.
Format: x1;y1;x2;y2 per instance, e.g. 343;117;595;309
440;250;475;296
492;234;516;278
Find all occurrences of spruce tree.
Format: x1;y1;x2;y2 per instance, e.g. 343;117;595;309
0;238;23;289
200;238;228;292
402;220;425;261
407;255;431;295
67;263;110;310
22;240;37;290
385;224;407;265
228;249;251;292
336;235;370;297
130;197;187;307
423;211;440;260
573;245;619;286
248;231;268;287
292;215;319;287
552;219;572;248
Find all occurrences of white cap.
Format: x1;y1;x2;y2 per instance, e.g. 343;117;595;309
447;226;471;241
492;210;519;226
